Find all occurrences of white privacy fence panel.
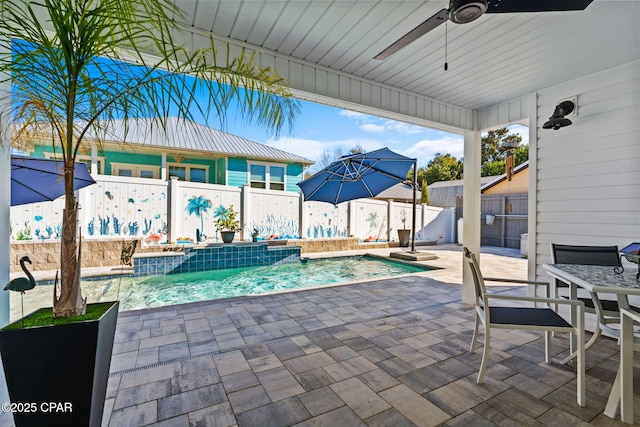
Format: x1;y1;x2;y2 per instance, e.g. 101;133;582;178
10;174;457;244
10;197;66;240
390;202;423;238
84;175;168;238
350;199;388;241
177;181;241;240
419;206;455;244
301;201;349;239
247;188;299;239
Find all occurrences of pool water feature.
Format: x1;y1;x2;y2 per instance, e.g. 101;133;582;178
87;256;432;311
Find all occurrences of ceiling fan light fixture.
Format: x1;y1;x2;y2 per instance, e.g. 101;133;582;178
449;0;488;24
542;100;575;130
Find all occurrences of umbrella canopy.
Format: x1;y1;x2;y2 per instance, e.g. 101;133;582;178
297;148;415;205
11;155;96;206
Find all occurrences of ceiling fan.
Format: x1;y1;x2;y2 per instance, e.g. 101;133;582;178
374;0;594;60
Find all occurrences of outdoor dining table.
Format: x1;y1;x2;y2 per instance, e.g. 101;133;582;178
543;263;640;422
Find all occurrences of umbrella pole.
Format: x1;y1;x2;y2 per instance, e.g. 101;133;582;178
411;159;417;253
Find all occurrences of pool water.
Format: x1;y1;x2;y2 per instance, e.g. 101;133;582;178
88;256;430;311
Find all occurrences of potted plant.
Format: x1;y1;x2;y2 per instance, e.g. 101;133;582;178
397;209;411;247
0;0;298;425
214;205;241;243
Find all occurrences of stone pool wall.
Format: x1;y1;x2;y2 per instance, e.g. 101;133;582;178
132;243;301;276
10;238;391;272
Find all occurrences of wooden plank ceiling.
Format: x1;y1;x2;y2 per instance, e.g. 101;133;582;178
174;0;639;112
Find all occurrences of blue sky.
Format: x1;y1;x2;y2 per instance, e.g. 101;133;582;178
222;99;529;169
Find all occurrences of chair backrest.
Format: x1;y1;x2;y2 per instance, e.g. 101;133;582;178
550;244;620;289
550;244;621;267
463;247;486;307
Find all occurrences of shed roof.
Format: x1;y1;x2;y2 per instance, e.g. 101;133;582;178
480;161;529;193
427;176;501;208
85;117;313;165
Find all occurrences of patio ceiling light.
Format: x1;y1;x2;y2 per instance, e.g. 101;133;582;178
543;100;575;130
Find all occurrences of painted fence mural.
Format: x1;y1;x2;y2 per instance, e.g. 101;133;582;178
302;202;348;239
247;188;299;239
10;174;455;244
85;175;168;238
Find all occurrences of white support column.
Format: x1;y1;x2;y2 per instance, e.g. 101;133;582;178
527;91;539;286
241;185;251;241
161;152;167;180
167;177;180;243
299;193;305;239
90;145;98;175
0;50;14;426
387;200;393;241
462;111;482;304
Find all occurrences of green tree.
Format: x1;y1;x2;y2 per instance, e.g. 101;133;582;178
0;0;299;317
424;153;463;184
420;179;429;204
480;128;525;177
481;144;529;177
482;128;522;164
348;145;365;154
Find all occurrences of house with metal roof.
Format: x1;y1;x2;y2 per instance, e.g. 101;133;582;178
24;117;313;192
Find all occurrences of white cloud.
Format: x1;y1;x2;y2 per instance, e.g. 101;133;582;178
381;120;425;135
403;136;465;165
338;110;369;122
264;136;385;166
360;123;386;133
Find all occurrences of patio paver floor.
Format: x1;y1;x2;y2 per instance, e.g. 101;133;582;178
101;247;640;426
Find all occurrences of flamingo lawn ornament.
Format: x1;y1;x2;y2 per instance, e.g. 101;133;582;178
4;256;36;326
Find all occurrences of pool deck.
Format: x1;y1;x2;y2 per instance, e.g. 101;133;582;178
7;244;640;426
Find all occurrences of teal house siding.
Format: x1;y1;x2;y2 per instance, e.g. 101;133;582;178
25;116;312;190
216;158;226;185
286;164;304;192
104;151;160;175
227;158;248;187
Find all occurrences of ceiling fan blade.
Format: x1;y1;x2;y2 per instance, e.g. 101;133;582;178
374;8;448;60
486;0;593;13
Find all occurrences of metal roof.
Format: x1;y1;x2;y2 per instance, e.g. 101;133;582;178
86;117;313;165
374;183;421;202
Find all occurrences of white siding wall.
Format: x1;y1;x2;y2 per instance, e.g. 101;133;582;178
533;61;640;278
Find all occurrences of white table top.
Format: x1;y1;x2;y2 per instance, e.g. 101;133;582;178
543;263;640;295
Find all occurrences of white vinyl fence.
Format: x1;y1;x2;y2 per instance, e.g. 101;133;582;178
10;175;455;244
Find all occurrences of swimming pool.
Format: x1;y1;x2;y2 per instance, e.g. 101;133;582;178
85;256;432;311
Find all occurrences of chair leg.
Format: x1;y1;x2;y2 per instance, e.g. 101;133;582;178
562;325;602;365
477;327;490;384
544;331;551;364
576;325;585;407
470;311;480;352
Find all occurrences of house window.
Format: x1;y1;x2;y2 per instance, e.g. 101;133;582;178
167;163;209;183
249;162;286;191
270;166;285;191
250;164;266;189
111;162;159;179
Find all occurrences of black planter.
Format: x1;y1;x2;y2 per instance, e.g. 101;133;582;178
0;301;119;427
220;231;235;243
397;229;411;247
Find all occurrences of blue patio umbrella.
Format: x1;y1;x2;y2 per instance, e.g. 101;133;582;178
297;147;419;251
11;155;96;206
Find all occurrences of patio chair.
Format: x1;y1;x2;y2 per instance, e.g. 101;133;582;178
604;307;640;424
464;247;585;406
550;244;637;350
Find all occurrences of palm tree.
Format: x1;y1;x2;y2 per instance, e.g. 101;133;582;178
185;195;212;240
0;0;300;318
